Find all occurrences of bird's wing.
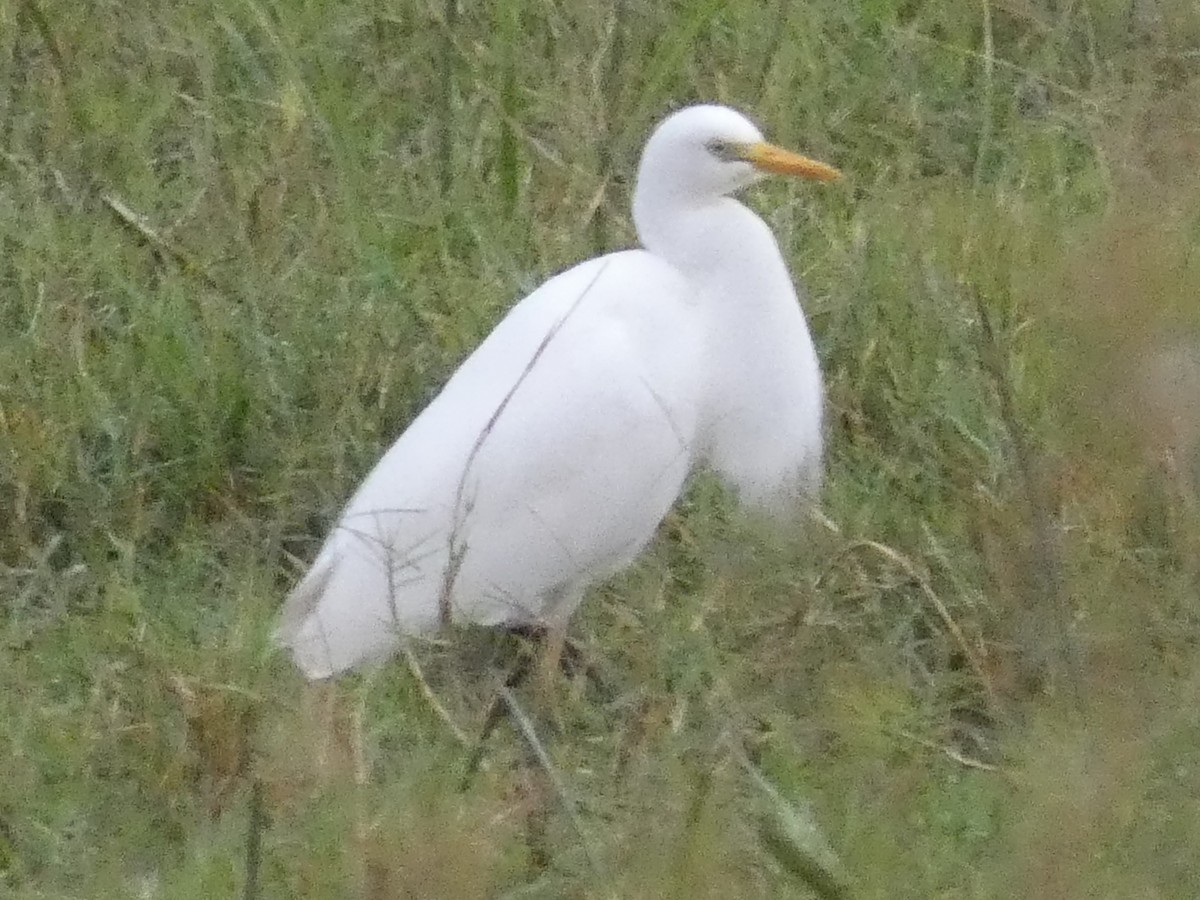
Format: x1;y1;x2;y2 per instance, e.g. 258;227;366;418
278;251;705;678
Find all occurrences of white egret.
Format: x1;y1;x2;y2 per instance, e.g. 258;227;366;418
277;104;840;679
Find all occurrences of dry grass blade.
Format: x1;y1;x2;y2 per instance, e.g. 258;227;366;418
893;728;1007;776
401;641;469;747
498;685;607;882
824;539;999;713
730;741;851;900
242;778;266;900
101;193;223;292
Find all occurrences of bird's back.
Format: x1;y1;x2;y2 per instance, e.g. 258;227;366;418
278;251;705;678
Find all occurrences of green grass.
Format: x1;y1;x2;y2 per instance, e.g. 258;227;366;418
3;0;1200;896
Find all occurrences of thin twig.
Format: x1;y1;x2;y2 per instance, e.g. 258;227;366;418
893;728;1003;774
442;260;613;621
101;192;223;291
452;259;611;516
19;7;167;232
17;4;223;295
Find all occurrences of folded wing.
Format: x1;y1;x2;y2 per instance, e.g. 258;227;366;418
277;252;704;678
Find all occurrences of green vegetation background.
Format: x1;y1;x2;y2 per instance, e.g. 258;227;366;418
2;0;1199;896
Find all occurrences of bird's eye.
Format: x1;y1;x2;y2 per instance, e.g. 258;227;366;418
706;139;739;161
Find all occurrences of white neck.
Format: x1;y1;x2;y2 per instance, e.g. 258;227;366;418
632;188;823;513
634;189;799;316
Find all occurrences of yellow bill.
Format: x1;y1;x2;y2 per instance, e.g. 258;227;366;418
743;142;841;182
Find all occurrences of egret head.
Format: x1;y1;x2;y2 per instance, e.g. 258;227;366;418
635;104;840;204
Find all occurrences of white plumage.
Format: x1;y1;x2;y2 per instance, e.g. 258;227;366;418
277;104;839;679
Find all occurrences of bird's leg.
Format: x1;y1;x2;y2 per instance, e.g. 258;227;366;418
533;620;568;704
457;639;535;791
510;622;608;693
458;623;609;791
557;636;607;688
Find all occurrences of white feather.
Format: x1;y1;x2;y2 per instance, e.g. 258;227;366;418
277;104;831;678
